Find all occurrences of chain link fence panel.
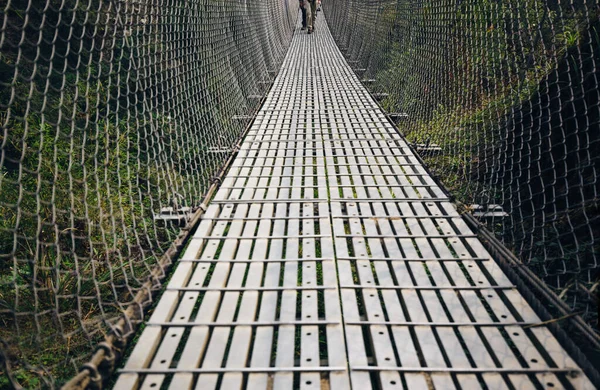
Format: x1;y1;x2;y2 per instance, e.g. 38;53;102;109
0;0;297;387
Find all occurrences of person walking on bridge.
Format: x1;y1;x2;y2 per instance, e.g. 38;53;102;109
300;0;308;30
303;0;317;33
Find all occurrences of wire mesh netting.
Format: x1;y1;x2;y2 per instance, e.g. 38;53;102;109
324;0;599;332
0;0;296;387
1;0;599;388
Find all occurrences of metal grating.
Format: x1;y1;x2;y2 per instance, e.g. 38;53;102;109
113;14;594;390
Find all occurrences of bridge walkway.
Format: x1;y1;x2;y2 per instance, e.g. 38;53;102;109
113;14;593;390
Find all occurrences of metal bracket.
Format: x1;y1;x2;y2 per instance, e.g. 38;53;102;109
470;204;509;218
232;115;254;120
411;142;443;154
153;206;192;224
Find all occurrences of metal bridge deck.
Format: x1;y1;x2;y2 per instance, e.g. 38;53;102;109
114;15;593;390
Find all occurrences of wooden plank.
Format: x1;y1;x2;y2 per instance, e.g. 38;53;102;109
331;200;370;387
530;327;595;389
431;374;457;389
113;327;162;390
437;327;470;368
455;374;480;389
439;290;469;323
171;326;210;389
299;200;321;389
415;326;446;369
139;327;185;388
507;375;537;390
333;178;382;388
273;201;300;390
221;204;266;388
361;203;407;332
481;327;520;368
195;204;249;389
248;203;286;389
459;326;496;369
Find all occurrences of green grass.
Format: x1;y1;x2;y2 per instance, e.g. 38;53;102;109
0;6;227;385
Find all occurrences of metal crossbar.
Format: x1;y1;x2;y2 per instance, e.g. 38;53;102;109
119;367;348;374
145;320;339;327
198;215;462;221
243;138;403;143
218;184;440;189
113;13;594;390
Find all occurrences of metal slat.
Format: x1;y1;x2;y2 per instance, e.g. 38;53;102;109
221;204;265;388
273;203;299;389
195;203;250;390
248;203;286;389
299;203;321;390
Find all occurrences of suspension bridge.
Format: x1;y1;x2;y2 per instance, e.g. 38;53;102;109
1;1;599;389
108;16;593;390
